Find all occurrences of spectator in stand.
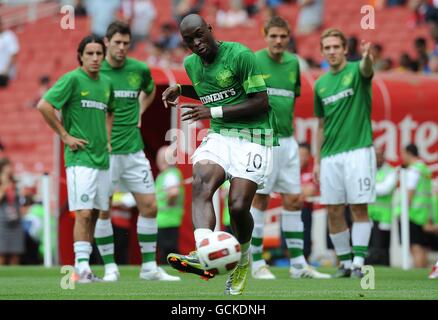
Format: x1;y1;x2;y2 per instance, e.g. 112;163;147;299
408;0;438;27
386;0;407;6
414;37;431;73
74;0;88;17
296;0;324;35
146;42;172;68
371;43;386;71
28;75;51;108
0;142;6;160
430;22;438;54
216;0;250;28
0;18;19;88
122;0;156;51
244;0;259;17
299;142;318;260
156;23;181;50
429;53;438;72
397;52;416;72
0;158;24;265
85;0;121;38
347;36;362;62
172;0;205;23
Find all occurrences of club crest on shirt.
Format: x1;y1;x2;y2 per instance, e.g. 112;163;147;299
342;73;353;87
127;72;141;88
216;69;234;88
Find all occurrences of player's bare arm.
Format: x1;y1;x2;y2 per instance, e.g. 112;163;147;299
360;40;374;78
313;117;324;184
138;85;156;127
37;98;88;151
162;84;200;108
181;91;269;121
106;111;114;153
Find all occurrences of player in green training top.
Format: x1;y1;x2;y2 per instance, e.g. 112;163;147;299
94;21;180;282
162;14;276;295
37;35;114;283
313;28;375;278
250;16;330;280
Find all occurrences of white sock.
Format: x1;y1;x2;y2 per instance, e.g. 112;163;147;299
137;216;158;271
239;241;251;266
352;221;372;268
250;207;266;270
435;261;438;267
74;241;92;274
329;229;352;269
194;228;213;249
282;210;307;266
94;218;118;273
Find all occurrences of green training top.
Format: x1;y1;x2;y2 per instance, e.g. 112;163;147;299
255;49;301;138
43;67;114;169
184;41;278;146
100;58;155;154
314;61;373;158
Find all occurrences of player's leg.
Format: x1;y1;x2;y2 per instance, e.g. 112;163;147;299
327;204;352;277
347;147;376;277
123;151;180;281
250;193;274;279
321;152;354;277
226;177;257;294
167;134;227;280
67;166;102;283
94;154;119;281
225;137;273;295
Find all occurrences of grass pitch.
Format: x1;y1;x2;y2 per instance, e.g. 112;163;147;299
0;266;436;300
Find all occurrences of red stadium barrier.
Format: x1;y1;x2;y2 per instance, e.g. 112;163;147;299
58;68;438;265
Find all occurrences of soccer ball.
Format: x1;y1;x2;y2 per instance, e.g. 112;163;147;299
197;231;241;275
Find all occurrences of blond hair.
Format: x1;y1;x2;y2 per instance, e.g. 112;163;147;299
320;28;347;50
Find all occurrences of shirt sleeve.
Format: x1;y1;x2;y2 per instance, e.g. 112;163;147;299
141;64;155;95
235;50;266;95
313;82;324;118
43;73;74;110
406;168;420;190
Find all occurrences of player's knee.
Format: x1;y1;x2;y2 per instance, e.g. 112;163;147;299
192;177;216;201
139;201;157;218
229;197;251;216
76;210;93;224
283;195;302;211
252;194;269;211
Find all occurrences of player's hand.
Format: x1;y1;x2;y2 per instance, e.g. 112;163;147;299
361;40;373;61
62;133;88;151
181;104;211;121
107;142;112;153
313;162;320;185
162;85;181;108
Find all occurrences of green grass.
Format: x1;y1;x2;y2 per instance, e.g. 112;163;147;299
0;266;436;300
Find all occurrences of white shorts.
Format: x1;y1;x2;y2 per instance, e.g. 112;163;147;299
191;133;273;189
66;166;110;211
320;146;376;205
257;136;301;195
109;151;155;195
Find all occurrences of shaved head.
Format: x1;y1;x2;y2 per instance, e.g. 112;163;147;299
180;14;207;32
179;14;218;62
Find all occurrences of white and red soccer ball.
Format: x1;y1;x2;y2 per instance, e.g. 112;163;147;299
197;231;241;275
